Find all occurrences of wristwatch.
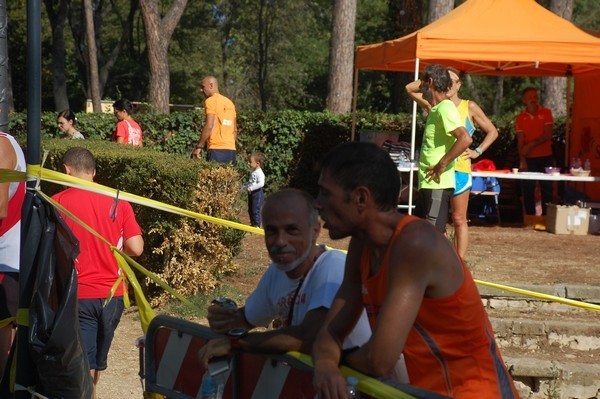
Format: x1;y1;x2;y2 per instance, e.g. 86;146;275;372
474;147;483;155
227;328;248;350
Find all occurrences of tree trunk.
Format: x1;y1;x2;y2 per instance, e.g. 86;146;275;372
0;0;8;130
390;0;422;113
257;0;272;112
83;0;101;112
43;0;70;112
428;0;454;23
139;0;188;114
492;76;504;117
326;0;357;114
541;0;573;117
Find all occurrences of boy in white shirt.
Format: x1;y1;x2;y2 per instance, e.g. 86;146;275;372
246;152;265;227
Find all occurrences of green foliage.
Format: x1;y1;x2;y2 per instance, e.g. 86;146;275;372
13;108;538;194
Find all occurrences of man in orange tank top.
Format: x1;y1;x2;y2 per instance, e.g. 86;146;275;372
312;142;518;399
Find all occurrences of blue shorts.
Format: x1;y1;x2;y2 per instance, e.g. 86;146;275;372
79;297;124;371
207;149;237;165
454;171;472;196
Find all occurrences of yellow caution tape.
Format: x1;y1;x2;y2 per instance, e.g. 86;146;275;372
475;279;600;312
0;317;15;329
28;164;263;235
40;191;205;332
287;351;416;399
7;165;599;320
0;168;27;183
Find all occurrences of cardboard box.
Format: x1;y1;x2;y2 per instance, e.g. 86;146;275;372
546;205;590;235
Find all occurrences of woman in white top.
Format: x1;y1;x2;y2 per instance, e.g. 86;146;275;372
57;110;84;139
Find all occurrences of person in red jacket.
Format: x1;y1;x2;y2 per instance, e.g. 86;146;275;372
52;147;144;398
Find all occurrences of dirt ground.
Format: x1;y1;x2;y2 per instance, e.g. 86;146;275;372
97;222;599;399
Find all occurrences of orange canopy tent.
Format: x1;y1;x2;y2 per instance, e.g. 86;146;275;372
352;0;600;206
354;0;600;77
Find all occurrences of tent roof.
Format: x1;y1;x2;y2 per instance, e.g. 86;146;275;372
355;0;600;76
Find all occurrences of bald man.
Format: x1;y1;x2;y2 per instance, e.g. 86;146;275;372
193;76;238;164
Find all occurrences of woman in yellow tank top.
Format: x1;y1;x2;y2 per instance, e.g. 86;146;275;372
446;68;498;258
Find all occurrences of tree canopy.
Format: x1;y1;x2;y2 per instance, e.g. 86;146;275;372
7;0;599;115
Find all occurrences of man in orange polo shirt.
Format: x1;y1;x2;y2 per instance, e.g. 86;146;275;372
193;76;238;164
516;87;554;216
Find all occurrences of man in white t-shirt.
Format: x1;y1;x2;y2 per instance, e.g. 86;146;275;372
198;189;371;365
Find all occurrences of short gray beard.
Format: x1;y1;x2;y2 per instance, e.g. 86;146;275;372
272;239;314;273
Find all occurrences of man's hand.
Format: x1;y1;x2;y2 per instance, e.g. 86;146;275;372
464;148;479;160
425;161;446;183
192;147;202;159
313;360;348;399
198;337;231;368
207;305;246;333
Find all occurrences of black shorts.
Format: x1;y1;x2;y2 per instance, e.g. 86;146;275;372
415;188;453;233
79;297;125;371
0;272;19;328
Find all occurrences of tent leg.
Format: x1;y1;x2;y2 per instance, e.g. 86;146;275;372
408;58;420;215
565;75;573;168
351;68;359;142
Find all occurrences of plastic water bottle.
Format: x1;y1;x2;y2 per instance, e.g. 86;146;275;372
200;370;225;399
346;376;361;398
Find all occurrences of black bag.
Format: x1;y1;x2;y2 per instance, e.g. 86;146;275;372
6;191;93;398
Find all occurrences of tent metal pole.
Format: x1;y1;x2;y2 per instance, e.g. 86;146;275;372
407;58;420;215
565;75;572;167
351;67;359;141
15;1;42;397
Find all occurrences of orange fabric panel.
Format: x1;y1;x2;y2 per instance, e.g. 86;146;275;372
572;71;600;199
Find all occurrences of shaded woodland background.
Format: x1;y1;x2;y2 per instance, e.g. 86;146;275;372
6;0;600;119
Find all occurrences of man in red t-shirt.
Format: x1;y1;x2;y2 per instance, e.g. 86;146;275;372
515;87;554;216
52;147;143;398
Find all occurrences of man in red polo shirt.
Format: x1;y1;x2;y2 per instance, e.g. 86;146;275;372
516;87;554;216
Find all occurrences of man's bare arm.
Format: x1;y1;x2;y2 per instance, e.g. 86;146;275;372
198;113;216;148
405;80;432;112
123;235;144;256
312;238;369;398
465;101;498;159
199;307;330;367
193;113;216;158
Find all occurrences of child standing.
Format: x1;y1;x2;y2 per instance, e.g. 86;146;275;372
246;152;265;227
